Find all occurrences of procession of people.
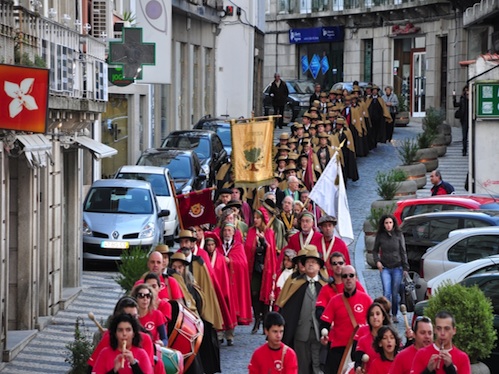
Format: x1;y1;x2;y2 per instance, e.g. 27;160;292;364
86;82;472;374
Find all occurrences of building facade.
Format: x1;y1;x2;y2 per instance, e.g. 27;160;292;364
263;0;480;121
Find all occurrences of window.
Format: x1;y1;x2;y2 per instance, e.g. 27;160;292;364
363;39;373;83
464;219;491;229
428;218;459;242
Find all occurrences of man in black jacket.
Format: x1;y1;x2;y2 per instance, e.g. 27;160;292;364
270;73;289;129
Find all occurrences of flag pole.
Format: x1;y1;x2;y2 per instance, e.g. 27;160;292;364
170;178;184;231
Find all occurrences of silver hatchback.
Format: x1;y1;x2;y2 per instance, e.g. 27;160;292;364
82;179;170;261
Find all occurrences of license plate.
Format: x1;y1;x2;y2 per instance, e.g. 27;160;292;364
101;241;129;249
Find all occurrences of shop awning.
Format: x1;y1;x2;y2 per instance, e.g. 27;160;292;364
16;134;53;169
74;136;117;160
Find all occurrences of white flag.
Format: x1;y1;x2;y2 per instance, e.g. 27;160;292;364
309;151;354;245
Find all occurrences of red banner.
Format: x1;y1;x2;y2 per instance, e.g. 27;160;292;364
176;188;217;227
0;64;49;133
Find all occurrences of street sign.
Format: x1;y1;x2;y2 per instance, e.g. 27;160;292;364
476;81;499;119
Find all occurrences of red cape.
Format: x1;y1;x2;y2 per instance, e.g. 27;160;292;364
279;230;323;264
216;241;252;325
244;227;278;305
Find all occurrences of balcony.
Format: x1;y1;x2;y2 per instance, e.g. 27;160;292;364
0;3;107;106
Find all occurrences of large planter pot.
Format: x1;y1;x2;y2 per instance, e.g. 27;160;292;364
416;148;439;172
395;111;410;127
394;180;418;200
371;199;398;213
363;220;377;269
394;163;427;189
471;362;490;374
438;123;452;145
431;133;447;157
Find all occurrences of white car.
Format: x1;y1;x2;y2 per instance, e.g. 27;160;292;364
115;165;178;245
425;255;499;298
420;226;499;282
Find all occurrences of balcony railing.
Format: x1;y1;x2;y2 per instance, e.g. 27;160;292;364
0;3;107;102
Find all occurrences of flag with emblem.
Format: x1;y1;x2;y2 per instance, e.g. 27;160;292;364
231;118;274;188
176;188;217;227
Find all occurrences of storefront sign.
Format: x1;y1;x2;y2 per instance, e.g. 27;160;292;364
476;82;499;119
0;64;49;133
289;26;344;44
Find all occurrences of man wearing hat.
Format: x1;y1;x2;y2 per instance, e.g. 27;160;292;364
231;187;252;227
317;215;351;276
349;92;370;157
281;211;323;264
216;188;233;207
269;73;289;129
254;176;285;210
276;245;328;374
260;194;287;251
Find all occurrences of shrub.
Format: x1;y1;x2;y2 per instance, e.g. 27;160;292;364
392;169;407;182
375;170;398;200
422;107;445;135
367;204;396;229
396;93;408;112
114;246;150;292
417;131;436;149
425;282;497;364
65;317;94;374
397;138;419;165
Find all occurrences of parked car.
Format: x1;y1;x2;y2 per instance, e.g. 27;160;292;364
331;81;369;92
421;226;499;281
193;115;232;155
160;130;227;187
83;179;169;262
263;79;315;122
423;255;499;299
413;273;499;369
136;148;206;194
393;194;499;224
114;165;178;245
400;211;499;274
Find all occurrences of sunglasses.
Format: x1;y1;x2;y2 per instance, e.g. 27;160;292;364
341;273;355;279
331;261;345;266
137;293;151;299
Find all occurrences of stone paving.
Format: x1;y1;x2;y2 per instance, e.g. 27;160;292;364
0;120;468;373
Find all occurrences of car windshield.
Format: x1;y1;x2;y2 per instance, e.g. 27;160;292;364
138;154;192;179
215;127;231;147
163;136;210;160
292;80;315;94
84;187;153;214
116;173;170;196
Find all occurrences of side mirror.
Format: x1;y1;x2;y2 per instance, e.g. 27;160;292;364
198;173;207;181
158;209;170;217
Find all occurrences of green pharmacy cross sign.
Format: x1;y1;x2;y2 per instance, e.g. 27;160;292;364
476;82;499;119
108;28;155;80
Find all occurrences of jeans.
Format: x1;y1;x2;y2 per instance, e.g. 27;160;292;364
380;266;403;316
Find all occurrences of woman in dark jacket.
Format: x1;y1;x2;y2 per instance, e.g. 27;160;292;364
372;214;409;323
453;85;469;156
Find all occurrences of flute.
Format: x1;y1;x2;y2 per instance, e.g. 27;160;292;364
122;340;126;368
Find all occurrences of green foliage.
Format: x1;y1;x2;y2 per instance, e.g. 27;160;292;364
123;10;136;23
396;93;408;112
417;131;436;149
375;170;399;200
65;317;94;374
392;169;407;182
244;147;262;163
422;107;445;135
34;55;46;68
425;282;497;364
367;204;396;229
397;138;419;165
115;247;149;292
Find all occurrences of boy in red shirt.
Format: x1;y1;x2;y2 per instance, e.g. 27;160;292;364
248;312;298;374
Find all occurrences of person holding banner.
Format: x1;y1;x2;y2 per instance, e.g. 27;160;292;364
244;207;278;335
319;265;372;374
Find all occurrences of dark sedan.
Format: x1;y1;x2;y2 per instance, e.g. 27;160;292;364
401;211;499;274
193;115;232;155
136;148;206;194
161;130;228;187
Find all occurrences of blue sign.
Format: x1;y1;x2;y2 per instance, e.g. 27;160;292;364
301;55;309;74
321;56;330;74
289;26;344;44
310;54;320;79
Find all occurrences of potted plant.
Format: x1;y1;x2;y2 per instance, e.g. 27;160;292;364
364;205;396;268
425;283;497;374
395;93;410;127
423;107;447;156
395;138;427;189
416;132;439;172
392;169;417;199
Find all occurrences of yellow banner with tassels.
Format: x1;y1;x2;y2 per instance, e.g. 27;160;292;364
230;117;275;188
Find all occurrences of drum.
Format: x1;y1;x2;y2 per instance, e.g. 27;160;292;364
167;300;204;371
160;346;184;374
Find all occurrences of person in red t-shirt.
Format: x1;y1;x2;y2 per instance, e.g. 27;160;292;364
131;284;168;347
92;313;153;374
390;315;433;374
143;272;172;323
248;312;298;374
369;325;401;374
410;311;471;374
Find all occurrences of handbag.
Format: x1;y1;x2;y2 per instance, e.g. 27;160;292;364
454;107;462;119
